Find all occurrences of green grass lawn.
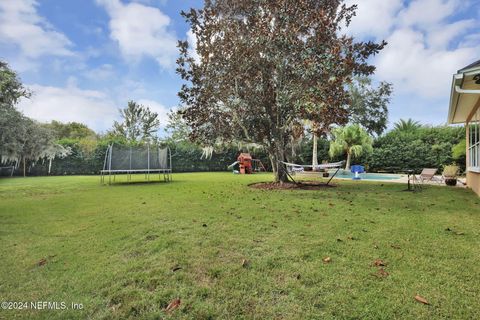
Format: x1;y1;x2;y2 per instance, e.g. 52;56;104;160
1;173;479;319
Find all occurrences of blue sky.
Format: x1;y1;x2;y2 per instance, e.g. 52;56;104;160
0;0;479;133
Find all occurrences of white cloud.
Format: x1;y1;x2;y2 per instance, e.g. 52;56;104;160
17;82;118;131
426;19;476;49
83;64;116;81
16;81;172;132
375;28;477;98
186;29;200;63
346;0;480;99
345;0;403;39
397;0;459;29
0;0;73;58
460;32;480;48
344;0;480;126
137;99;170;125
96;0;177;69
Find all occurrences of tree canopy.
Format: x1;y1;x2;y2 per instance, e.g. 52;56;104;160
329;124;373;170
348;77;393;136
0;60;31;109
0;60;32;163
393;118;422;133
44;121;97;140
177;0;386;182
0;60;70;174
111;101;161;143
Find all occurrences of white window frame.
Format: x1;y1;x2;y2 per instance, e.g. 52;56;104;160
468;109;480;172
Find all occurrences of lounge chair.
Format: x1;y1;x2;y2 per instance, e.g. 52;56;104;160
413;168;443;184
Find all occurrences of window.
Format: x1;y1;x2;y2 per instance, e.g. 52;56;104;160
469;109;480;171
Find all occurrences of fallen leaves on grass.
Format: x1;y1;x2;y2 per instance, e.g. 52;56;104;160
445;227;465;235
372;268;389;278
164;298;181;312
323;257;331;263
37;258;47;266
414;295;430;305
373;259;387;267
171;265;182;272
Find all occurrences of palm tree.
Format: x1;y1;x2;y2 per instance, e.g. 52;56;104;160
329;124;373;170
393;118;421;132
304;120;330;171
305;120;321;170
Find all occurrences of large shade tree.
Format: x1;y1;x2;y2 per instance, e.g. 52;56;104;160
177;0;386;182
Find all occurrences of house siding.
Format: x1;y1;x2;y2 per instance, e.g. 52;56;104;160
466;119;480;196
467;171;480;196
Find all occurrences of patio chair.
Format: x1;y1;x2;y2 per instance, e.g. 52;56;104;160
413;168;443;184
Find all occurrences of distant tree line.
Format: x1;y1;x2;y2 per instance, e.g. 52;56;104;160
0;58;465;177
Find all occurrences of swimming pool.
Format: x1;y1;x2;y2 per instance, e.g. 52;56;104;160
331;170;402;180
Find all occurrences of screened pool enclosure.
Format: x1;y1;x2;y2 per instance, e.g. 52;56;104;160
101;144;172;184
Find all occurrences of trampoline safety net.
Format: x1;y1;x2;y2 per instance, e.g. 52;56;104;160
101;144;172;184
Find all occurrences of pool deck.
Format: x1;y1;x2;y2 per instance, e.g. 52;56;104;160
296;172;467;188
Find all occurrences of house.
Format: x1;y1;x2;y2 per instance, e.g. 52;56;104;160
448;59;480;196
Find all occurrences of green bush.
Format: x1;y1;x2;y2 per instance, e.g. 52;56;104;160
21;125;466;176
360;126;464;172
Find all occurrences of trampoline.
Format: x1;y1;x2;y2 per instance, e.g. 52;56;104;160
100;144;172;184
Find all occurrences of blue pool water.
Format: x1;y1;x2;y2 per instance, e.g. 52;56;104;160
330;170;402;181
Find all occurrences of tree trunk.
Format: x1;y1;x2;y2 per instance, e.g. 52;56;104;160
23;156;26;177
269;143;289;183
312;133;318;171
269;154;277;176
274;157;289;183
345;152;352;171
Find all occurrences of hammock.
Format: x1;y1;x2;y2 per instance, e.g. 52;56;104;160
277;160;345;185
279;161;345;172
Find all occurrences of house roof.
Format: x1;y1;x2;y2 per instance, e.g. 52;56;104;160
447;59;480;124
459;59;480;72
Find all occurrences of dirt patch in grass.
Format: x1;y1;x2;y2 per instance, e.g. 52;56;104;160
249;181;336;190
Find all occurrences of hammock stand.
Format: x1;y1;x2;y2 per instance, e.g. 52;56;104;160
277;160;345;185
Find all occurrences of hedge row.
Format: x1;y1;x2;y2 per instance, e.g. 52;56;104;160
4;126;465;176
22;142;269;176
